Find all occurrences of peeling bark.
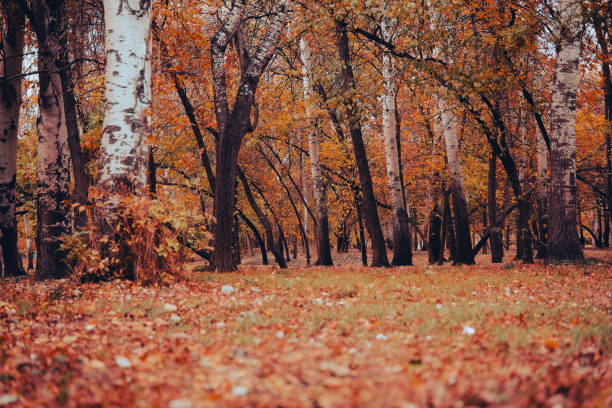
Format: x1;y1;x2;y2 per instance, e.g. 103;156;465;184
0;1;25;276
211;0;288;272
299;37;332;266
26;0;73;280
546;0;583;261
438;99;473;264
99;0;152;194
381;20;411;266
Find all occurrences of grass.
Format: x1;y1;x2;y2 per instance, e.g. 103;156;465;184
1;252;611;407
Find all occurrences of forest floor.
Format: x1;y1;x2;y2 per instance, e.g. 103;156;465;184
1;248;611;407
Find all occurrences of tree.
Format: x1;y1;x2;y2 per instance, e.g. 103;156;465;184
335;17;389;267
381;19;412;266
98;0;152;193
95;0;153;278
0;1;26;276
438;97;473;264
299;36;333;266
19;0;73;280
546;0;583;261
210;0;288;272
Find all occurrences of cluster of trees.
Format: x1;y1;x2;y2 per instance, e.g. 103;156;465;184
1;0;610;278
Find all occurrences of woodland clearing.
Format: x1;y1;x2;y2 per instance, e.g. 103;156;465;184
1;249;611;407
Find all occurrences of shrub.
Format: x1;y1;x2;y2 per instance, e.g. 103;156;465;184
61;189;212;284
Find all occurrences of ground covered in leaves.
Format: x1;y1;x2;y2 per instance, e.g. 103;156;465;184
1;250;611;407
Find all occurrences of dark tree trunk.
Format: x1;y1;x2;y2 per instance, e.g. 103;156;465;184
488;154;504;263
442;189;456;262
536;199;548;259
355;194;368;266
335;19;389;267
260;150;311;265
427;203;442;264
238;210;268;265
58;52;88;228
481;208;488;254
594;19;612;250
147;147;156;196
210;1;287;272
237;168;286;268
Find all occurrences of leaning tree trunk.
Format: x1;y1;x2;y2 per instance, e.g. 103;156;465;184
300;37;333;266
335;18;389;267
546;0;583;261
439;99;473;264
0;1;26;276
33;3;72;280
381;20;412;265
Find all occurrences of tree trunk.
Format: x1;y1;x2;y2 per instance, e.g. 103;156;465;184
211;0;287;272
237;168;286;268
427;202;442;264
299;38;332;266
593;14;612;249
99;0;151;194
439;99;473;264
335;19;389;267
488;153;504;263
381;21;412;265
535;120;548;258
354;194;368;266
237;210;268;265
0;1;26;276
546;0;583;261
59;51;88;227
442;188;456;263
33;3;72;280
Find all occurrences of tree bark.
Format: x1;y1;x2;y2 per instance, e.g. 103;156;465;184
354;194;368;266
0;1;26;276
29;1;72;280
439;99;473;264
299;37;332;266
98;0;152;194
535;119;548;258
546;0;583;261
237;168;286;268
488;153;504;262
211;0;288;272
335;18;389;267
381;20;412;265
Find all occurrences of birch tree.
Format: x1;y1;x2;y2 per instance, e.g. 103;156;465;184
21;0;73;280
211;0;289;272
380;20;411;265
299;36;333;266
0;1;25;276
546;0;583;261
438;98;473;264
98;0;152;193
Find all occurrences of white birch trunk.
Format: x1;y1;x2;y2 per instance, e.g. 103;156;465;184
381;20;411;265
300;37;333;265
0;2;25;275
35;27;72;279
99;0;152;192
546;0;583;260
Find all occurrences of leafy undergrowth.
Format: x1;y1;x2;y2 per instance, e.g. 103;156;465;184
1;253;611;407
